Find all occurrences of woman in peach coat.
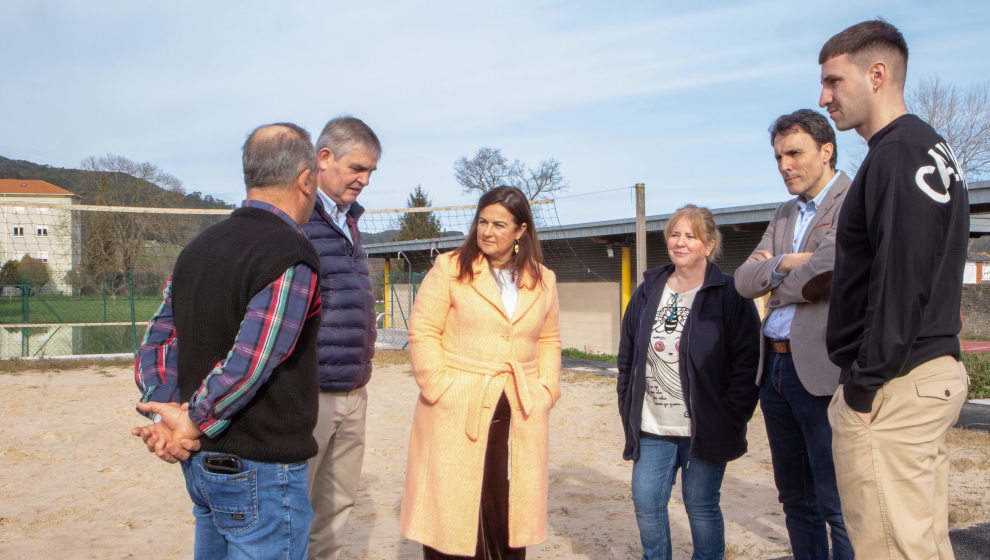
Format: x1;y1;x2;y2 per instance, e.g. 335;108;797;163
399;186;561;559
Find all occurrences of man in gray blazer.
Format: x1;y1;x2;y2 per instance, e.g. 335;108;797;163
735;109;852;560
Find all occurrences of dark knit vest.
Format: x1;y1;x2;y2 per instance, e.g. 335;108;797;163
172;207;321;463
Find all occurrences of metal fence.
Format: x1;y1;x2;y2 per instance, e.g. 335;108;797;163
0;272;152;358
0;268;431;359
374;271;426;350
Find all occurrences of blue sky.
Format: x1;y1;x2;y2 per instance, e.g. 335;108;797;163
2;1;988;225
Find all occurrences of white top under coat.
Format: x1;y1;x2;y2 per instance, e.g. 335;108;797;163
491;267;518;317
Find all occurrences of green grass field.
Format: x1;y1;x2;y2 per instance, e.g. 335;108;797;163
0;294;162;324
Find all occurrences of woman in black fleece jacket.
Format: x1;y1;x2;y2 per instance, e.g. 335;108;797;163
616;204;760;560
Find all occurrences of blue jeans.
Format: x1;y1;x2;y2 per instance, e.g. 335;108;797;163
181;451;313;560
631;433;726;560
760;351;852;560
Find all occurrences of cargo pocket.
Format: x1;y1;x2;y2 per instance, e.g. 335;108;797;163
915;375;966;403
199;467;259;535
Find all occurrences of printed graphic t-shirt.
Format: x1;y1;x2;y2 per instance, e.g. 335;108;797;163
640;282;699;437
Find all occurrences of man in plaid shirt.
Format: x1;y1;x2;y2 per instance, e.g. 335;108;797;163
132;122;323;560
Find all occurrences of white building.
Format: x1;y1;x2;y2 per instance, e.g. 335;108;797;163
0;179;78;294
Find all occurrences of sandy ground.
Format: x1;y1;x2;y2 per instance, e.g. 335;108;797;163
1;353;989;559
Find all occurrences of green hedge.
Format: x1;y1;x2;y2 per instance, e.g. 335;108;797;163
964;352;990;399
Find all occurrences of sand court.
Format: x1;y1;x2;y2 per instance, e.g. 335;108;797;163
1;353;988;559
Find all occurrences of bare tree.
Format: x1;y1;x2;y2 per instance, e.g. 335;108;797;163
453;147;567;199
81;154;186;194
77;154;193;294
521;157;566;199
909;77;990;180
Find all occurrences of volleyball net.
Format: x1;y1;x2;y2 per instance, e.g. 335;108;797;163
0;197;568;358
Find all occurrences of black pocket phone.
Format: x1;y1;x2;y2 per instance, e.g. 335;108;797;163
203;454;243;475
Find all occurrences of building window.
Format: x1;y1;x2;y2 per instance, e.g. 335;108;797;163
38;252;48;263
12;226;23;236
36;227;48;236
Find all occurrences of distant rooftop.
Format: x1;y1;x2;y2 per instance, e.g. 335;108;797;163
0;179;75;197
366;180;990;255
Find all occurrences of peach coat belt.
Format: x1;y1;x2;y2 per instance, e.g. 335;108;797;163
444;351;540;441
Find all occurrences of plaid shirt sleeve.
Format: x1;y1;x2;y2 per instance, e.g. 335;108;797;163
187;263;320;437
135;279;179;416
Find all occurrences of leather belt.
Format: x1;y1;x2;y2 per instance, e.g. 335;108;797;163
770;339;791;354
444;351;540;441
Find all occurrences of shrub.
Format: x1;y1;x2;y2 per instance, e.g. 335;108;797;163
964;352;990;399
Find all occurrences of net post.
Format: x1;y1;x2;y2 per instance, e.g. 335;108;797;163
20;281;29;357
635;183;647;284
621;247;632;317
129;269;137;354
103;278;108;354
384;258;392;329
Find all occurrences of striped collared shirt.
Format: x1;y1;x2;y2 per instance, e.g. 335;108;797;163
316;188;353;244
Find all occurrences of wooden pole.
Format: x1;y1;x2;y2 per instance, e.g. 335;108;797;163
635;183;647;284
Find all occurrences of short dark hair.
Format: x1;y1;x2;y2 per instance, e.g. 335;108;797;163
455;186;544;287
317;116;381;160
769;109;838;170
242;123;316;189
819;19;908;83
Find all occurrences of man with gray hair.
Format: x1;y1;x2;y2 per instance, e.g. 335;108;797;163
133;123;322;558
302;116;380;560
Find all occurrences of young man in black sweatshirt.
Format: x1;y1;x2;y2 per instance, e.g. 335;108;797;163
818;19;969;559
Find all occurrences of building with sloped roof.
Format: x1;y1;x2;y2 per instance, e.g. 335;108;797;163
0;179;78;293
366;181;990;354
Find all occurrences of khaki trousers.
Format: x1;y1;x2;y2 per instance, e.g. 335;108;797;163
829;356;967;560
307;387;368;560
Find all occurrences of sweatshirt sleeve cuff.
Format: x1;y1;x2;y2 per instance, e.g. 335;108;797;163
843;383;877;413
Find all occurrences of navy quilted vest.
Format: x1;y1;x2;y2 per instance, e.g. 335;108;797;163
301;198;377;392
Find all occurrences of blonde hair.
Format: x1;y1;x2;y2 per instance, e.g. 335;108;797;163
663;204;722;262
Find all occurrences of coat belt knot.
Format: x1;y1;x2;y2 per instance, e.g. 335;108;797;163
444;351;540;441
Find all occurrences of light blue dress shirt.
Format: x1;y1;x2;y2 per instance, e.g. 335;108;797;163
317;188;353;244
763;173;838;340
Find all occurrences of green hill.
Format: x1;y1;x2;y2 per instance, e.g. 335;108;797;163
0;155;233;209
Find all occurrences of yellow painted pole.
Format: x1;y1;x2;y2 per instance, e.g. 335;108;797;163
621;246;632;317
384;258;392;328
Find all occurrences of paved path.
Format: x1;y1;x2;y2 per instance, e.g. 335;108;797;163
564;355;990;433
962;339;990;353
767;523;990;560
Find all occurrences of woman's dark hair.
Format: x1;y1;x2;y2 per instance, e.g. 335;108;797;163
455;185;543;287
